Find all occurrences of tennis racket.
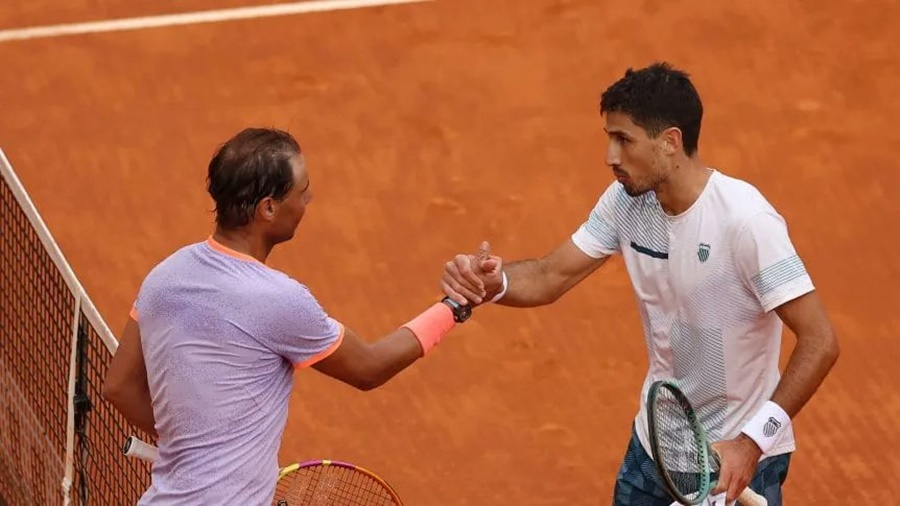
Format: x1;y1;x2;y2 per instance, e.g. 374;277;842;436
647;380;767;506
122;436;403;505
273;460;404;505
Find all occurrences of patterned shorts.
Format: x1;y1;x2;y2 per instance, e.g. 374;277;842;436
613;424;791;506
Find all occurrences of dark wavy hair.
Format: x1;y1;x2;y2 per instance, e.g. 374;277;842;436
600;62;703;156
206;128;301;228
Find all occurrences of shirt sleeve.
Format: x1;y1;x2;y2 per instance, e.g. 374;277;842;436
571;182;621;258
265;280;345;368
130;280;147;321
734;211;815;312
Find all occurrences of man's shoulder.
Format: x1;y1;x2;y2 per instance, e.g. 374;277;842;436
708;171;781;223
142;241;205;280
712;171;767;197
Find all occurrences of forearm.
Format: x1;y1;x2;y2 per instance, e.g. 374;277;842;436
741;292;840;453
443;238;606;308
363;329;426;389
364;300;462;386
770;329;840;417
314;303;458;391
498;253;604;307
495;259;560;307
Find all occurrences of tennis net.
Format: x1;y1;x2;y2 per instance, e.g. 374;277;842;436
0;148;153;505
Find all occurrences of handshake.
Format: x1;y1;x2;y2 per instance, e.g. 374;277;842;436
440;240;506;307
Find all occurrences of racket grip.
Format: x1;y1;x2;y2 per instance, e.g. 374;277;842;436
737;487;767;506
123;436;159;463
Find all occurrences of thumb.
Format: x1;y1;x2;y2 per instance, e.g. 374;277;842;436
481;257;499;272
476;240;491;262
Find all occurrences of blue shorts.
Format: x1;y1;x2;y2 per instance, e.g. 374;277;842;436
613;424;791;506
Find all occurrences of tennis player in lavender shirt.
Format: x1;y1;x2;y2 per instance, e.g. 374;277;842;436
103;128;473;505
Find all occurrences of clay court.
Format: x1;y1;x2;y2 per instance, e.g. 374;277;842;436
1;0;897;503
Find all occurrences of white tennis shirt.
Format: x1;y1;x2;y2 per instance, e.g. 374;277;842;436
571;169;813;459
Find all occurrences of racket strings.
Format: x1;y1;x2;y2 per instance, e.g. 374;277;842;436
654;387;707;502
274;464;398;505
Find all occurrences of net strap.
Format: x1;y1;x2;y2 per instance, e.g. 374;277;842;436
62;295;82;505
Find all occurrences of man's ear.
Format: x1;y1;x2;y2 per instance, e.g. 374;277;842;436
661;127;683;155
256;197;276;221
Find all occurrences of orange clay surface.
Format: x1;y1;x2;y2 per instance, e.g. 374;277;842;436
1;0;897;503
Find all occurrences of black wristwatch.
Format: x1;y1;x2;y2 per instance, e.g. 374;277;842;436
440;296;472;323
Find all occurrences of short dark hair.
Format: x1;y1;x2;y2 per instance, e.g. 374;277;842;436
207;128;301;228
600;62;703;156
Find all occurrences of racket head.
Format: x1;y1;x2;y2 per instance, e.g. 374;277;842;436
272;459;404;506
647;380;715;505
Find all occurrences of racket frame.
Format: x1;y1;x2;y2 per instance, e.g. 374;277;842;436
647;379;715;505
647;380;768;506
122;437;404;505
274;459;404;506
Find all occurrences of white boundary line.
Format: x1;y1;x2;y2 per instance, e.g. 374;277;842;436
0;0;431;42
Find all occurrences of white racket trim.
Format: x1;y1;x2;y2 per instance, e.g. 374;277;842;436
123;435;159;463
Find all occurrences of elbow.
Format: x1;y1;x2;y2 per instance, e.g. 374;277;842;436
101;378;123;406
351;372;386;392
825;330;841;365
812;327;841;373
102;370;133;409
351;356;392;392
353;379;382;392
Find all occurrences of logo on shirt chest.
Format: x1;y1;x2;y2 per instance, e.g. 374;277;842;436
697;243;711;263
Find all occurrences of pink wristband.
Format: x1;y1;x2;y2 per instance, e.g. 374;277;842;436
401;303;456;355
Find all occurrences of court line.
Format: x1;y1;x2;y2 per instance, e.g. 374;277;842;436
0;0;432;42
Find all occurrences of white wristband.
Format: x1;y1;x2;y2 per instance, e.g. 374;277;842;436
740;400;791;454
489;271;509;303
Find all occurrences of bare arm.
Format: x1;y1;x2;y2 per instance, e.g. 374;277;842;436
102;318;157;437
442;238;609;308
769;290;840;416
713;290;840;500
498;238;609;307
312;324;438;391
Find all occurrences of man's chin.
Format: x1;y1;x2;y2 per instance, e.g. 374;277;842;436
274;230;298;244
623;185;649;197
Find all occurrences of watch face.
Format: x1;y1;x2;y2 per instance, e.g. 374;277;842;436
457;305;472;322
441;297;470;322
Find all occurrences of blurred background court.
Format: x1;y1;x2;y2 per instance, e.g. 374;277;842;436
1;0;898;504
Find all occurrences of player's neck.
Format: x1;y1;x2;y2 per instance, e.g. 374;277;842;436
212;226;273;263
654;158;712;216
